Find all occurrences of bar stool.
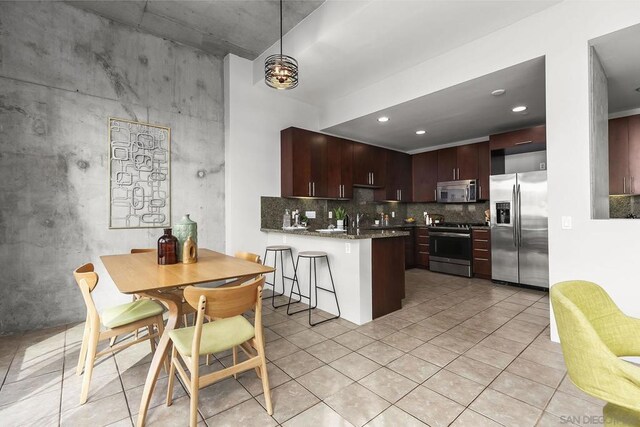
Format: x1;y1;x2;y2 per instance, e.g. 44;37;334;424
263;245;298;309
287;251;340;326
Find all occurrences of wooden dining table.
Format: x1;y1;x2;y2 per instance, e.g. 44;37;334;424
100;248;275;427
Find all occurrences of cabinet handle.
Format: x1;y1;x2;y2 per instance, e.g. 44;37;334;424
633;177;635;194
624;177;627;194
479;185;482;199
342;185;344;198
312;182;315;196
475;239;489;243
434;189;437;200
309;182;312;196
475;258;489;261
457;168;460;180
515;140;532;145
400;189;402;201
452;168;455;180
372;173;375;185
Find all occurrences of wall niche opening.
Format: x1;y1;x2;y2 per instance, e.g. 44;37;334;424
589;23;640;219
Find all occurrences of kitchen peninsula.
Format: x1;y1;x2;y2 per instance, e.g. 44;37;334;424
261;227;409;325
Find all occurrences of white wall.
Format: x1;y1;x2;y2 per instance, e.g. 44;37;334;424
226;2;640;341
310;1;640;340
224;55;320;257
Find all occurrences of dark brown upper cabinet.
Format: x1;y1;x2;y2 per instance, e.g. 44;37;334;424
375;150;412;202
456;144;479;180
412;151;438;202
609;117;628;195
281;127;328;198
477;141;490;201
353;142;386;188
437;147;458;182
629;115;640;195
437;145;479;182
609;114;640;195
327;136;353;199
489;125;546;151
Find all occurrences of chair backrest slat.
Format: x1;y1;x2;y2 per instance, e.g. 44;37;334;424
73;263;100;321
235;251;262;264
73;263;99;292
131;248;154;254
183;276;264;319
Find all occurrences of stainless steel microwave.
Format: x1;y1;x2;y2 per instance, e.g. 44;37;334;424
436;179;477;203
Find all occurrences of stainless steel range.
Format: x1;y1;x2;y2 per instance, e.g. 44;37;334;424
428;222;479;278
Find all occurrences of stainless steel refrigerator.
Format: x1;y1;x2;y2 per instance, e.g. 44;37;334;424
490;171;549;288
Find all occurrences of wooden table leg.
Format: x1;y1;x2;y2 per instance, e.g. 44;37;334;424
136;290;183;427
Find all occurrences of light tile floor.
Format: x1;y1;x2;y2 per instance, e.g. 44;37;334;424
0;269;606;426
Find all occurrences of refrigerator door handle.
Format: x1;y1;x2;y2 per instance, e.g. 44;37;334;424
512;185;517;247
517;184;522;248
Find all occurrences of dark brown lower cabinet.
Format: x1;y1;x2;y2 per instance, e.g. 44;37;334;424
472;228;491;279
415;227;429;269
403;228;415;269
372;237;405;319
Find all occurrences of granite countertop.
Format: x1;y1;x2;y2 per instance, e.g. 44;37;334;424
359;223;428;229
261;228;410;240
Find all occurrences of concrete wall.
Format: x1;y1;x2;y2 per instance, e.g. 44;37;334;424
0;2;224;332
224;55;319;257
589;47;610;219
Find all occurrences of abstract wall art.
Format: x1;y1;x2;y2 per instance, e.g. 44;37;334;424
108;118;171;229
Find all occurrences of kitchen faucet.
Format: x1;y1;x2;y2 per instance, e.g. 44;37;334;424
356;213;365;228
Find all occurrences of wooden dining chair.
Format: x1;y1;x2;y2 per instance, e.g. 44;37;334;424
74;263;166;404
203;251;263;366
166;276;272;427
109;248;157;346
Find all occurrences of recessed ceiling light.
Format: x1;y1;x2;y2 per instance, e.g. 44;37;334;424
491;89;506;96
416;130;426;135
512;105;527;113
377;116;389;123
636;87;640;92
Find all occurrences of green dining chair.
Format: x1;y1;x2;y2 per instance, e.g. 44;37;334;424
550;280;640;426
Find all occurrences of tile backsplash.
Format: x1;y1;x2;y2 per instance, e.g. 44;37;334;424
261;188;489;229
610;195;640;218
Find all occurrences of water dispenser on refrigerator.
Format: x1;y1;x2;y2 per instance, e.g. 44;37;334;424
496;202;511;225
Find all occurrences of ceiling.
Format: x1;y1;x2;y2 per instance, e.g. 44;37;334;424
323;57;546;153
67;0;324;59
253;1;560;106
590;23;640;114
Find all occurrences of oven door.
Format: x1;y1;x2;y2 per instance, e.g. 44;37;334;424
429;231;472;262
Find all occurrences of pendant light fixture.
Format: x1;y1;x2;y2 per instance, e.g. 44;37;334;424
264;0;299;90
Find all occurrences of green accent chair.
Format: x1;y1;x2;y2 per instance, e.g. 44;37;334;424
550;281;640;426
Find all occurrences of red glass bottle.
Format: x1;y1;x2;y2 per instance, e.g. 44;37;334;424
157;228;178;265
